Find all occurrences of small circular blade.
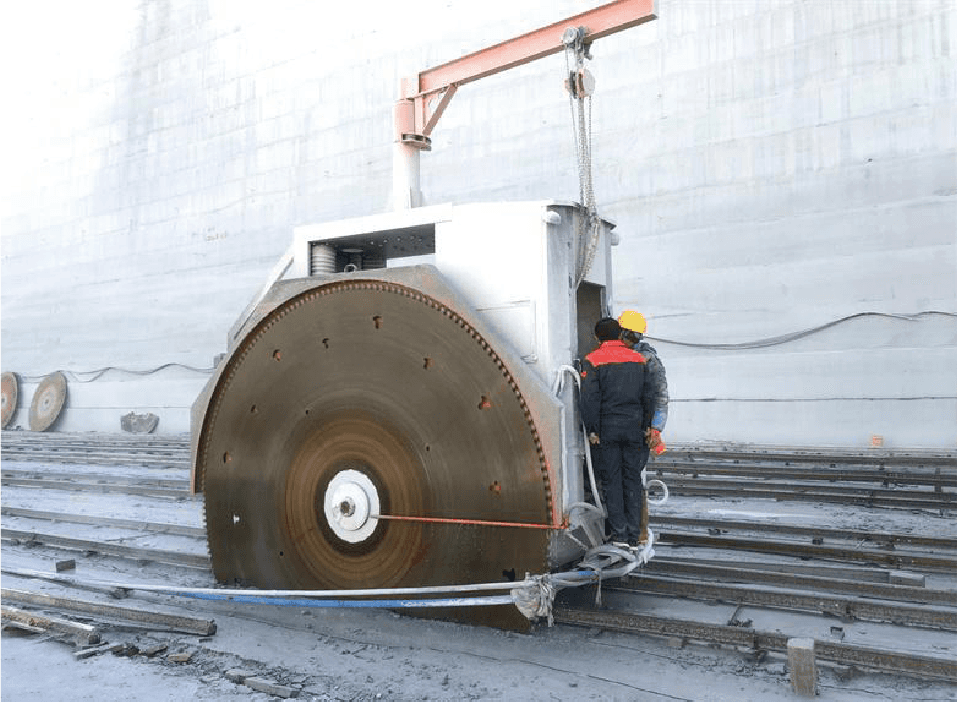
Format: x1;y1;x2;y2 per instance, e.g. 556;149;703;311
29;371;67;432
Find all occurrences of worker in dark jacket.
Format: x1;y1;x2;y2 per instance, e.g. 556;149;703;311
618;310;668;543
580;317;654;545
618;310;668;458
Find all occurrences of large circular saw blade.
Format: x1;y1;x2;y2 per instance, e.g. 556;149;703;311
198;280;553;628
1;372;19;428
29;371;67;432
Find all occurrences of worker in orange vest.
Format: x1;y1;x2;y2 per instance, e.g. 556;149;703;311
579;317;654;546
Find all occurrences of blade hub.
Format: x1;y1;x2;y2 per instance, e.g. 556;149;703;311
323;469;379;542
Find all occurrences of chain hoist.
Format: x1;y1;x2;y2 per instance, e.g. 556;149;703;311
562;26;601;289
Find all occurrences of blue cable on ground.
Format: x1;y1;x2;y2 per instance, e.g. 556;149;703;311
178;591;515;608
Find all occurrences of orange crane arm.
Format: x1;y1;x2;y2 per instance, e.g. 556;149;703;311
395;0;657;146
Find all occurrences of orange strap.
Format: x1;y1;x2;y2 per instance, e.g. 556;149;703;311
374;513;560;530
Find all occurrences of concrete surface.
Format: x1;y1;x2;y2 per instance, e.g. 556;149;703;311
1;0;954;445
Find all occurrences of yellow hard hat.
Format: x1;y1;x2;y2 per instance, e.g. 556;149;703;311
618;310;647;334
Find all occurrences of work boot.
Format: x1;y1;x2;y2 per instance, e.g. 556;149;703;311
639;488;650;543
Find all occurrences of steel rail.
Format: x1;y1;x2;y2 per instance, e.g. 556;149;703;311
667;484;954;510
553;607;957;681
1;447;187;457
650;515;957;549
1;442;188;451
1;438;188;450
1;567;124;598
1;469;189;489
642;560;955;604
0;430;188;444
0;441;189;453
663;477;953;500
657;456;957;472
654;463;956;488
652;555;922;584
0;478;190;500
0;507;206;538
1;451;189;468
0;446;186;454
608;576;957;630
663;447;957;467
655;530;957;570
1;529;210;569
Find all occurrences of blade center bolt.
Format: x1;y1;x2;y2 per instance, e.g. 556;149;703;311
323;469;380;543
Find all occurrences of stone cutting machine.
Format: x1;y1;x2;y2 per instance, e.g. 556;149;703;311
190;1;660;629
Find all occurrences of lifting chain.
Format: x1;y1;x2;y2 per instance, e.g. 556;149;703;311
563;27;602;289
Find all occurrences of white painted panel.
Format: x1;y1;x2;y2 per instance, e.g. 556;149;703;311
665;348;957;401
667;398;957;450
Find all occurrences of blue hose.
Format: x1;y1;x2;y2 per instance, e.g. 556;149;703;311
178;591;515;608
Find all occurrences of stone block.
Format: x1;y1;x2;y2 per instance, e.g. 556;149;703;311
245;677;298;698
121;411;159;433
787;637;816;697
224;669;256;683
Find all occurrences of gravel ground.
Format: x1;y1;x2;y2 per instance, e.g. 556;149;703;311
2;458;955;700
5;602;956;701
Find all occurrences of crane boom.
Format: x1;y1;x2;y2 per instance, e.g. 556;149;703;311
392;0;658;208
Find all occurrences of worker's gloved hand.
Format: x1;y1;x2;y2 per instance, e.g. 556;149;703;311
645;428;666;454
588;432;600;445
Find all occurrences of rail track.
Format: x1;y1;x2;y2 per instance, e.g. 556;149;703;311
1;468;191;500
658;461;955;488
654;528;955;570
656;482;954;510
2;431;956;688
611;575;956;629
0;431;190;468
552;606;957;681
655;445;956;511
664;444;957;466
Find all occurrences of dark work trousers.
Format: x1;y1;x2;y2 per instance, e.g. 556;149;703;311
595;423;646;541
637;445;651;473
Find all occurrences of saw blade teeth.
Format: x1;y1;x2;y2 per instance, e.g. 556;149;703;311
196;279;554;601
